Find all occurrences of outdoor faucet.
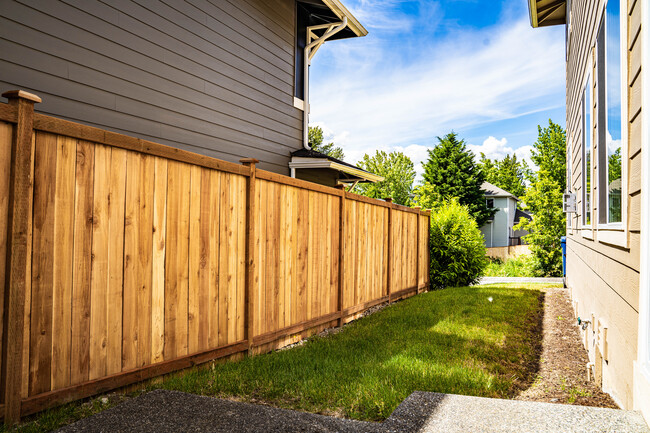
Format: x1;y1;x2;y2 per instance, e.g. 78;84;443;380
577;317;590;330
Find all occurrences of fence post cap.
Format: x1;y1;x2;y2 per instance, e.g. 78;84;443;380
335;184;346;190
414;206;422;210
239;158;259;166
2;90;42;103
384;198;393;203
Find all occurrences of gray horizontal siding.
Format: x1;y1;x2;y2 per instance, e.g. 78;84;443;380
0;0;302;174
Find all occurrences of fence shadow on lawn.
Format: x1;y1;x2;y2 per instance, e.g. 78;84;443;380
153;286;547;422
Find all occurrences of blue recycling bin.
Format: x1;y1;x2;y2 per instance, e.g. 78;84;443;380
560;236;566;277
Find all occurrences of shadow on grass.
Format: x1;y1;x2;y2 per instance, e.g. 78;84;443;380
7;286;546;431
158;286;546;421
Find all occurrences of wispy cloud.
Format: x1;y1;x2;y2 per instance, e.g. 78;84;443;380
309;3;565;163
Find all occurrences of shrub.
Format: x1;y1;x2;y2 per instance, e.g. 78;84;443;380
483;255;541;277
428;199;488;289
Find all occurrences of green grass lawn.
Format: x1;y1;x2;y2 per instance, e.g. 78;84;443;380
483;255;539;277
10;284;552;431
159;284;547;421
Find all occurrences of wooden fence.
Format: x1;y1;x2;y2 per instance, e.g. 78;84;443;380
0;91;430;423
486;245;531;261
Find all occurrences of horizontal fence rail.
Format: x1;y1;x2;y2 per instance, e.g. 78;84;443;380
0;92;430;423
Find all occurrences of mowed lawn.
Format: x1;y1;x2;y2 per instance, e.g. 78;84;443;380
158;284;547;421
11;284;551;431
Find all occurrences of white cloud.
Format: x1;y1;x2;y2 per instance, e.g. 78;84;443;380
468;136;535;168
468;136;510;160
606;131;621;155
309;10;565;164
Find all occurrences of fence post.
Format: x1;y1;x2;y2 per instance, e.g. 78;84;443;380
414;207;421;294
1;90;40;425
384;198;393;303
240;158;259;354
425;209;431;289
336;185;345;326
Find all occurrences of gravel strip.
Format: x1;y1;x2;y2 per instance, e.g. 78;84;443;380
56;389;381;433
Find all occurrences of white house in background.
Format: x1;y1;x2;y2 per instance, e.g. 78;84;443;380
479;182;531;248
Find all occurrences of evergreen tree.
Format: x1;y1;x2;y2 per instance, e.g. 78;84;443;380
515;120;566;276
479;153;527;198
355;150;416;206
308;126;345;160
422;132;494;226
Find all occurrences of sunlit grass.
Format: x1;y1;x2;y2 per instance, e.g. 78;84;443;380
483;255;540;277
9;284;546;430
157;284;544;421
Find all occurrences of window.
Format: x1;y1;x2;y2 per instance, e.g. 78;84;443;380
486;198;494;209
582;74;592;226
567;136;572;228
597;0;624;225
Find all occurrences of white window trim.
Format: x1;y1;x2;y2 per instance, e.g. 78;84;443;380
596;0;628;248
634;0;650;419
581;68;594;238
567;136;573;230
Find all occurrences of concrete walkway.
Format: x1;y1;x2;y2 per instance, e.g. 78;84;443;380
57;389;649;433
478;276;565;285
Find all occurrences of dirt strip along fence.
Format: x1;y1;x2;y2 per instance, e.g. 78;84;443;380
0;92;431;423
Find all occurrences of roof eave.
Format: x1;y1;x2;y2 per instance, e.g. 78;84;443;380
289;157;384;183
321;0;368;37
528;0;567;28
528;0;539;27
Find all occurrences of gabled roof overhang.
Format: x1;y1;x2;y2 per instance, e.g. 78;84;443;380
528;0;567;28
297;0;367;39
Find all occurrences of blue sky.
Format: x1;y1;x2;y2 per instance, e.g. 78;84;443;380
309;0;566;179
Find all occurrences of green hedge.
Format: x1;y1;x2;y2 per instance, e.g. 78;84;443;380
429;199;487;288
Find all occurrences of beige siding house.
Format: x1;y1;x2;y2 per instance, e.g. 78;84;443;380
529;0;650;421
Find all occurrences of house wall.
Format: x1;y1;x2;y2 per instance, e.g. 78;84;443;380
0;0;302;175
480;197;511;248
565;0;642;409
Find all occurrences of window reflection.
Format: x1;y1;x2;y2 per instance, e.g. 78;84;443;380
584;76;591;226
605;0;622;223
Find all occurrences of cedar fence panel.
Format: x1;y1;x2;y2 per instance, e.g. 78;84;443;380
0;94;430;424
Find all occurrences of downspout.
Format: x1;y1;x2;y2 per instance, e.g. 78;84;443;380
303;17;348;149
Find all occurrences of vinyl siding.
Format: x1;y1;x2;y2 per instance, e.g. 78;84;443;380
565;0;642;409
0;0;303;174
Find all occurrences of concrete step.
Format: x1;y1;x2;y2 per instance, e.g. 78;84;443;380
388;392;649;433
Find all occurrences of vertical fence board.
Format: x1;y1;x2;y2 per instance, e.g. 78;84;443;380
236;175;246;342
188;166;201;354
198;168;212;351
29;132;57;396
217;173;230;347
256;180;266;337
123;152;140;371
51;135;74;389
138;156;154;368
164;161;190;360
297;188;308;324
227;176;237;343
0;122;13;385
70;140;94;385
151;157;168;365
208;170;221;347
107;149;126;375
89;145;110;380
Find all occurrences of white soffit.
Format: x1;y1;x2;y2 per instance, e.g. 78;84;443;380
289;157;384;183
